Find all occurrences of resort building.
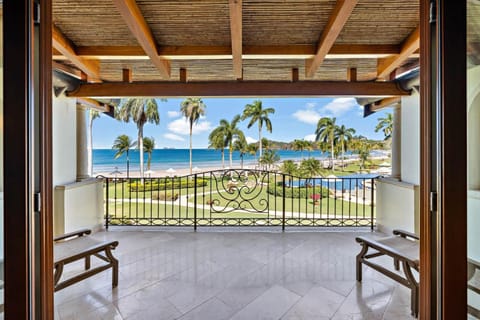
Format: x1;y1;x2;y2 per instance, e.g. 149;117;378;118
0;0;476;319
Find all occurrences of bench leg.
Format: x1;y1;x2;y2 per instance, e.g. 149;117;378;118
356;242;369;282
402;260;419;317
85;256;91;270
105;246;119;288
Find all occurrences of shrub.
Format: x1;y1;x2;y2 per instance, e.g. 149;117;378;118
267;183;329;199
152;192;179;201
128;178;208;192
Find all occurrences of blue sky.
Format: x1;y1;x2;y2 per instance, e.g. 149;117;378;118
92;97;390;149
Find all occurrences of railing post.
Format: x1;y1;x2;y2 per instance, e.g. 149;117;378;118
282;174;286;231
370;178;375;231
105;177;109;230
194;173;198;231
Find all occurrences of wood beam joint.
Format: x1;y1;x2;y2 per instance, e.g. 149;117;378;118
377;26;420;80
305;0;359;78
112;0;171;78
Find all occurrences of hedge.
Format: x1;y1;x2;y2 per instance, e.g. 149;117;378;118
267;182;330;199
128;178;208;192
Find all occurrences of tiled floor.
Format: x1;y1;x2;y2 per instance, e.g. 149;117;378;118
54;228;416;320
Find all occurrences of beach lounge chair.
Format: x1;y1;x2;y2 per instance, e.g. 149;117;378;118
54;229;119;292
356;230;419;317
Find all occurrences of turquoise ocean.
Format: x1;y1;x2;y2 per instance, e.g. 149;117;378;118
93;148;387;174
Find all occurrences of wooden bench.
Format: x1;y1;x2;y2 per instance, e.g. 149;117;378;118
54;229;119;292
356;230;419;317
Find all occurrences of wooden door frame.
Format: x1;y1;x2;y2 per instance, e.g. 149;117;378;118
419;0;434;318
3;1;54;318
420;0;469;318
437;1;467;318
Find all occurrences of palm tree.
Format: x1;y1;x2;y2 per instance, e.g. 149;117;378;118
242;100;275;160
292;139;313;159
87;109;100;176
358;141;372;172
299;158;323;183
143;137;155;171
208;127;226;169
334;125;356;171
112;134;137;178
234;136;248;169
280;160;298;186
116;98;160;179
180;98;207;174
218;115;245;168
375;113;393;140
315;117;337;171
259;150;280;170
247;143;259;164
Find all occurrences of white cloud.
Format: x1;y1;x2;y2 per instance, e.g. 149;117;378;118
245;136;257;144
167;118;212;135
305;102;317;109
292;109;321;125
304;134;316;142
163;133;185;141
322;98;358;116
167;111;180;118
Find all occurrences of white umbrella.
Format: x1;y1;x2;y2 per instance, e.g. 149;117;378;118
193;166;201;172
166;168;176;174
144;170;155;177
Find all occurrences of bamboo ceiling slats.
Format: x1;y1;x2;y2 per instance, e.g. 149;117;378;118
52;0;420;95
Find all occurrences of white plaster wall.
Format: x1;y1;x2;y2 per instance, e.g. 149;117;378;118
53;95;104;235
376;178;419;235
53;94;76;186
54;179;104;236
401;93;420;185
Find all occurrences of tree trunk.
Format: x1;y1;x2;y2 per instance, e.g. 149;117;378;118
221;149;225;168
139;125;144;181
229;144;233;168
331;139;335;171
87;112;94;176
126;150;130;178
189;122;193;174
341;143;345;171
240;155;244;169
258;123;263;160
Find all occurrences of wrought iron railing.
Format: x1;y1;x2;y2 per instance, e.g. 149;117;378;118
99;169;377;230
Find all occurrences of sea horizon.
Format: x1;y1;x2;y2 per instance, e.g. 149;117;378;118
93;148;389;174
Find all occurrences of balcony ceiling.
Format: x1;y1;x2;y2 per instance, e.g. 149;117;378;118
52;0;419;97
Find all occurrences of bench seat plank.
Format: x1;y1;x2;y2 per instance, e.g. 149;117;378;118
54;229;119;292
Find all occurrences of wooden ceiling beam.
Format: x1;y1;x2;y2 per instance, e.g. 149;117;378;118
229;0;243;79
52;26;101;81
52;44;401;60
112;0;171;78
68;81;410;98
77;97;114;114
305;0;359;78
369;96;401;112
377;26;420;80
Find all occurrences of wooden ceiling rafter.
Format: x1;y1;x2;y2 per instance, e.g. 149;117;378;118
52;25;101;82
305;0;359;78
52;44;402;61
68;80;410;98
77;97;114;114
112;0;171;78
229;0;243;79
377;26;420;80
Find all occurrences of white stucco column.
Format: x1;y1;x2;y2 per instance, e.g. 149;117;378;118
391;105;402;179
76;104;89;181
